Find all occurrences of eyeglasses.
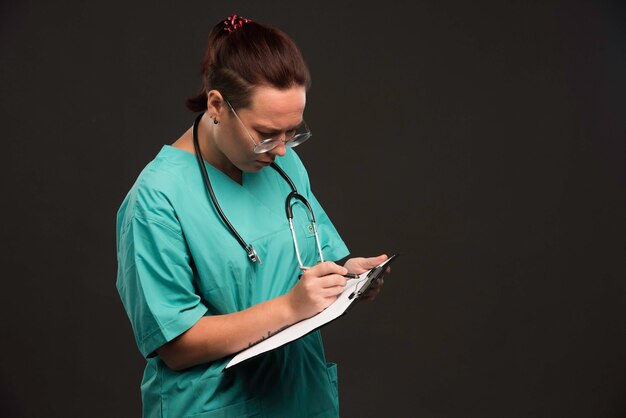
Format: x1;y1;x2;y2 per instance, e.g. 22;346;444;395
225;99;312;154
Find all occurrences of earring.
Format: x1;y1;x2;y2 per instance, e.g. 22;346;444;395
210;115;219;125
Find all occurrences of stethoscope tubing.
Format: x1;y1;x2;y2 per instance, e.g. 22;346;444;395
192;112;324;266
193;113;261;263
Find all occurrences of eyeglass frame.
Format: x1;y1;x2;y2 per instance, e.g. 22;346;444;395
224;99;312;154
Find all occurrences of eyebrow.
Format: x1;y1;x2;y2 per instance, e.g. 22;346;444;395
252;120;303;134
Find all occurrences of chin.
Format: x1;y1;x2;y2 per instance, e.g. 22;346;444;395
242;164;265;173
254;160;272;169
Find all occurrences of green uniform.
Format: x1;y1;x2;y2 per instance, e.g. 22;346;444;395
116;145;349;417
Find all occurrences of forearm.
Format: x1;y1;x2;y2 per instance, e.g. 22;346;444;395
157;294;296;370
157;261;349;371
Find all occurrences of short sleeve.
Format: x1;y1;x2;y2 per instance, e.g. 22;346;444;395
116;208;208;359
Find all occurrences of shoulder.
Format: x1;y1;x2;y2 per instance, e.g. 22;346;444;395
139;146;197;190
275;148;310;185
280;147;306;168
117;146;198;233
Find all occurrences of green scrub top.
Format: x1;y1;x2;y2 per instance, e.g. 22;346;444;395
116;145;349;418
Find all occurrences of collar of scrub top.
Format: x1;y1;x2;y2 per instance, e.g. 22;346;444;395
192;112;325;268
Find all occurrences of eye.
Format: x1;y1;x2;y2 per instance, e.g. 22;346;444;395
257;130;277;139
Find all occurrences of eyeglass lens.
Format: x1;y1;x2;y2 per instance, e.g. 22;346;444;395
254;131;311;153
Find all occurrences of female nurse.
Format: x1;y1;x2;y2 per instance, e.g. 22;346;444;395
116;14;388;418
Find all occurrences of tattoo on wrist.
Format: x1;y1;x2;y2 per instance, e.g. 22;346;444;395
247;325;290;347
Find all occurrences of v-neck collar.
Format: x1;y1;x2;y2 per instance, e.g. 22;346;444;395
164;145;260;189
162;145;292;240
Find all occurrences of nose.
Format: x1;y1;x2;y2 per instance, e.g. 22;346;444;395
269;142;287;157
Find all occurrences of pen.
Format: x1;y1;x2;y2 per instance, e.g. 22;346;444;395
299;266;360;279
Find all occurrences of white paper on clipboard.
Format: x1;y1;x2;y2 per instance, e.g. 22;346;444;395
225;254;397;369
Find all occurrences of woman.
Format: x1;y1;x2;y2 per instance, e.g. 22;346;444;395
116;15;387;417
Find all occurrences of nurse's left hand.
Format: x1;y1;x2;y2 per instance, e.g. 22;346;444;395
344;254;390;302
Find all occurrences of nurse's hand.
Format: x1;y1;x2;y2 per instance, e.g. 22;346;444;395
344;254;389;302
287;261;349;321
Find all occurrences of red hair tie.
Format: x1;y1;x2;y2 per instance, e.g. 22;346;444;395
223;14;251;32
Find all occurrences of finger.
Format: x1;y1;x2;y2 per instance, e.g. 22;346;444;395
372;269;390;284
365;283;383;298
358;278;384;303
317;274;348;289
322;285;347;298
301;273;347;290
308;261;348;277
359;288;380;302
344;258;368;274
360;254;388;269
370;278;385;289
300;267;344;284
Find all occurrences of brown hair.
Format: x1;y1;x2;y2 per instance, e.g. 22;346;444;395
186;16;311;112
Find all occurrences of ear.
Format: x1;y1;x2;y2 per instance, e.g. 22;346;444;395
206;90;226;118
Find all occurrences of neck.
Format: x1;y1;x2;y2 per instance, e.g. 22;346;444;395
193;113;243;184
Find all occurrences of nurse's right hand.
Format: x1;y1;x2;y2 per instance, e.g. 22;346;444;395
287;261;349;321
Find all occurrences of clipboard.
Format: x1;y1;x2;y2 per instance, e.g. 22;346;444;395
348;253;399;301
225;253;399;369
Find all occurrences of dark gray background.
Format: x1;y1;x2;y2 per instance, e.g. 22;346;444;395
1;0;625;417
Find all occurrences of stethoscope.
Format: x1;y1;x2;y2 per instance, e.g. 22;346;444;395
192;113;325;266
